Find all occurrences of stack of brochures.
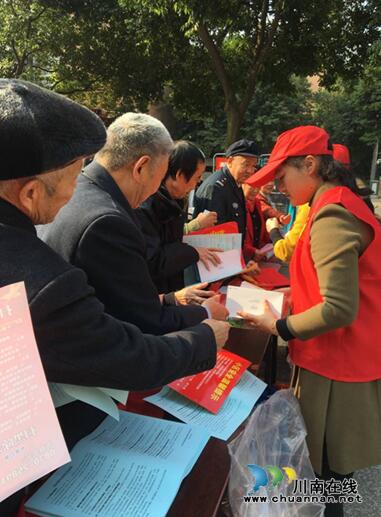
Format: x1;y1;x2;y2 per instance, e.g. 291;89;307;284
26;411;210;517
145;370;266;441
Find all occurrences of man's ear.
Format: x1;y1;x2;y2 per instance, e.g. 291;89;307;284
18;178;44;215
131;155;151;183
175;169;184;182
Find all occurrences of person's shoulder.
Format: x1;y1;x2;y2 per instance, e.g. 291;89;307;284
137;192;158;214
197;168;229;193
297;203;310;217
136;191;177;225
55;176;128;239
2;227;83;301
76;174;123;220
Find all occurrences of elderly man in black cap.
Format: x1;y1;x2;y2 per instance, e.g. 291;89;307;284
193;139;259;236
0;79;229;516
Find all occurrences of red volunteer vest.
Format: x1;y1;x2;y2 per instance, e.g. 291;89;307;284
243;198;269;258
289;186;381;381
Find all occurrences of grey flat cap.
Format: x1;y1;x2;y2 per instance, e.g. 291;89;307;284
0;79;106;180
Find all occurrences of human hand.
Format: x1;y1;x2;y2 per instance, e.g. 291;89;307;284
266;217;280;232
237;300;279;335
279;214;291;225
241;260;261;275
195;247;222;270
195;211;218;229
254;250;267;262
202;319;230;351
202;295;229;320
175;282;215;305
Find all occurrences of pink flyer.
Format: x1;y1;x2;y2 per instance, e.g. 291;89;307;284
0;282;70;503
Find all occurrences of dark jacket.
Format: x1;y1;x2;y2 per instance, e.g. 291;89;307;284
136;185;200;293
38;162;207;334
0;198;216;515
193;165;247;236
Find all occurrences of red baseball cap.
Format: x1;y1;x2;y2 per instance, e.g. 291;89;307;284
332;143;350;168
246;125;333;187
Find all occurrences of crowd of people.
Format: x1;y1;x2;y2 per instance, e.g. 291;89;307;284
1;78;380;517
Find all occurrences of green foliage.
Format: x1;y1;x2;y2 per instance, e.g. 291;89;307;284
0;0;378;172
313;42;381;177
0;0;67;81
176;76;314;155
242;77;314;151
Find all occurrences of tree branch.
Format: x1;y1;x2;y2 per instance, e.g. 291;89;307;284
9;0;18;19
10;38;21;66
196;19;237;110
10;38;28;77
31;64;57;74
239;0;285;115
29;7;47;24
256;0;269;52
54;81;96;95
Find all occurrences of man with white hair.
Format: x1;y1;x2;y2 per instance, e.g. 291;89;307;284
0;81;228;516
39;113;228;335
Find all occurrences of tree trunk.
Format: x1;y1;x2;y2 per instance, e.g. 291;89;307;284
226;106;245;145
148;100;178;138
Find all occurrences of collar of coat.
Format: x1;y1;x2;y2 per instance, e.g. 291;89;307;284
149;184;185;223
0;197;36;234
82;160;134;216
221;165;245;191
219;165;246;207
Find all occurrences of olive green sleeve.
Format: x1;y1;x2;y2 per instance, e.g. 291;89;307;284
184;218;201;234
286;203;371;340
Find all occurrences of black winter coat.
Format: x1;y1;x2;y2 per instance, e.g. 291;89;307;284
0;198;215;516
38;162;207;334
136;185;199;293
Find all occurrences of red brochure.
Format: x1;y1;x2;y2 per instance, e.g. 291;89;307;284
189;221;239;235
168;349;251;413
254;268;290;289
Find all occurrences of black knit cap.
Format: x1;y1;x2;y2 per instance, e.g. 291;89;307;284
225;139;259;158
0;79;106;180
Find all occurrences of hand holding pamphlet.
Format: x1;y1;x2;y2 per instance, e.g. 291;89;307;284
197;248;245;283
226;284;284;329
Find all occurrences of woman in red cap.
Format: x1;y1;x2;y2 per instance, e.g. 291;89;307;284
241;126;381;517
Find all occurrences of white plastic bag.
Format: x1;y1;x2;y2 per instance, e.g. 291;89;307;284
228;389;325;517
